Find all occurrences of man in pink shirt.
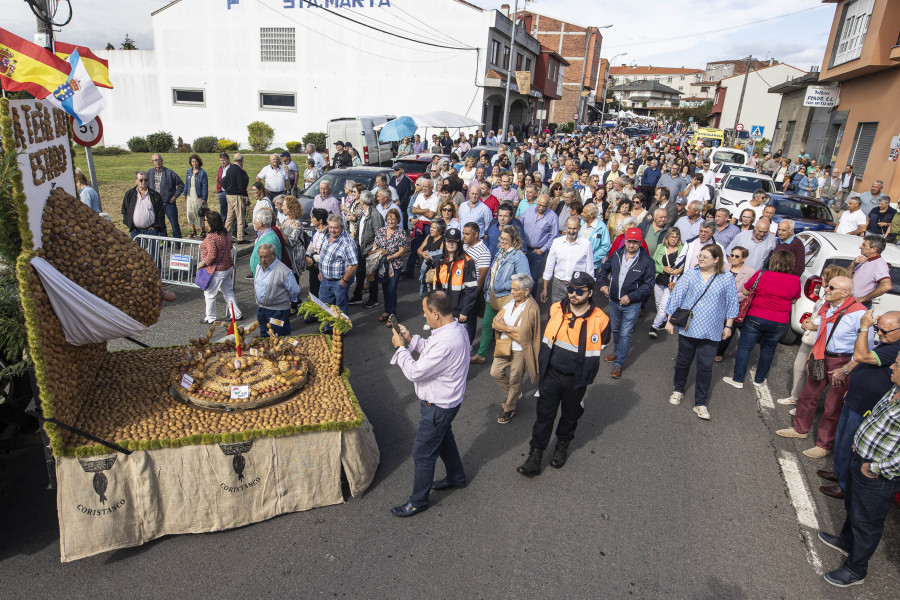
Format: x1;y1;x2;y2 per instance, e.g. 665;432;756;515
852;235;892;309
390;290;471;517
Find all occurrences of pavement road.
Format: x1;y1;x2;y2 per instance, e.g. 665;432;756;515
1;252;897;599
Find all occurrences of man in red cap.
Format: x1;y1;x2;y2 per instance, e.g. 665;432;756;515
597;227;656;378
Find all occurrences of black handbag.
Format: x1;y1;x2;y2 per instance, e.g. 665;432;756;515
807;308;848;382
669;273;717;330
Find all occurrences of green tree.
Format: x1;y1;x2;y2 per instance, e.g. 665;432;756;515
247;121;275;152
121;34;137;50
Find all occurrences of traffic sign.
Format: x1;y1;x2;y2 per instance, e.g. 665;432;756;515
573;113;580;121
750;125;765;138
735;123;745;132
70;116;103;147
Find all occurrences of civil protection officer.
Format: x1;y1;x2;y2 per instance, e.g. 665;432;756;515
518;271;611;475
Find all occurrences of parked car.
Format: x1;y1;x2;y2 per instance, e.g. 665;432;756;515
715;171;776;210
298;166;392;222
391;153;449;183
712;162;755;187
622;127;650;140
709;147;748;167
768;194;836;233
463;145;499;165
785;231;900;343
326;115;396;167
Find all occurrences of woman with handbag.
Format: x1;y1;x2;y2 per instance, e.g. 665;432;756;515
490;273;540;424
370;208;409;326
280;196;308;284
664;245;739;420
650;228;683;338
197;211;240;324
775;265;850;409
714;246;756;361
472;226;530;364
722;250;801;389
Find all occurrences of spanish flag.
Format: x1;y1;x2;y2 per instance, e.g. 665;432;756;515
0;28;69;99
55;42;113;89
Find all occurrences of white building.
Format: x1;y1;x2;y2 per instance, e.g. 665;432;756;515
710;63;807;137
608;80;681;110
93;0;542;148
607;65;703;95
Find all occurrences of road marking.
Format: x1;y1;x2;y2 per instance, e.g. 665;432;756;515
753;372;775;410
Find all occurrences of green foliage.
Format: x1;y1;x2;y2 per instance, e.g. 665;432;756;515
146;131;175;153
218;139;239;152
121;34;138;50
297;300;352;334
286;141;303;154
0;144;31;379
668;101;714;126
558;122;575;134
269;147;286;155
301;132;325;152
126;136;149;153
247;121;275;152
755;137;771;155
89;146;130;156
192;136;219;153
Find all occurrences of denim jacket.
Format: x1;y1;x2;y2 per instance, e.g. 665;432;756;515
183;168;209;201
483;248;530;301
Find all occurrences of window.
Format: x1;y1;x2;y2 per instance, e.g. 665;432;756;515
680;76;685;81
678;86;683;91
783;120;796;152
830;0;874;67
846;122;878;176
172;88;204;106
524;57;531;72
490;39;501;65
503;45;510;69
516;53;523;71
260;27;295;62
666;76;672;83
259;91;296;111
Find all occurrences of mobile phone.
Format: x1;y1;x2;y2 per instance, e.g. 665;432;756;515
389;314;402;336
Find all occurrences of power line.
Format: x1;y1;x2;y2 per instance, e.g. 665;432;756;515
389;3;471;49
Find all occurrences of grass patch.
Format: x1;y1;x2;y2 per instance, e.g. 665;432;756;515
72;151;306;235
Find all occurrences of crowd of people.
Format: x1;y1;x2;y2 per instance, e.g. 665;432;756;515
119;121;899;589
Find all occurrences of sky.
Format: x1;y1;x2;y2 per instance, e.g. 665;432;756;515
2;0;836;70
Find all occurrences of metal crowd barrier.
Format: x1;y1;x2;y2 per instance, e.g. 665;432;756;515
133;234;237;288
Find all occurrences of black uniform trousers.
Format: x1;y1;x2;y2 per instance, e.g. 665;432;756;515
529;366;587;451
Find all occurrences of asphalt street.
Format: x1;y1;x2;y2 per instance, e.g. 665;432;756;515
1;252;897;599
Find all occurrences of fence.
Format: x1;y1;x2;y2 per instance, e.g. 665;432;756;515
134;234;237;288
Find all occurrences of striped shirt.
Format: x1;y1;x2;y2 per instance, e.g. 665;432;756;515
854;385;900;479
465;241;491;270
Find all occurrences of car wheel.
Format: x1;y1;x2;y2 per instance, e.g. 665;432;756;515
780;326;799;345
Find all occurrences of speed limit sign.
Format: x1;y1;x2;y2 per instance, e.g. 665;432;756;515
735;123;745;132
70;116;104;147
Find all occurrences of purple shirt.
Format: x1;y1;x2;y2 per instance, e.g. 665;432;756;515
853;255;891;299
521;205;560;253
493;186;518;205
314;194;341;216
390;320;471;408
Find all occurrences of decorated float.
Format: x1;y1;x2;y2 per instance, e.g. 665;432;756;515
1;98;378;562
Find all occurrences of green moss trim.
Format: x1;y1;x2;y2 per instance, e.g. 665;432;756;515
297;300;352;334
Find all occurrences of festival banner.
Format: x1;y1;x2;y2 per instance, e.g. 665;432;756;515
55;41;113;88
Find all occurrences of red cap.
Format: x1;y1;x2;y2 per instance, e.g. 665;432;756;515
624;228;643;242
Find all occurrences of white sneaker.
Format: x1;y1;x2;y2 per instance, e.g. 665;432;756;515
777;396;796;405
789;408;796;416
722;376;744;389
752;379;766;388
668;391;683;405
693;405;711;420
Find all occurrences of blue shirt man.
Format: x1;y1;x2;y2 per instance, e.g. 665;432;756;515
254;244;299;337
458;197;493;240
520;197;559;296
484;207;525;258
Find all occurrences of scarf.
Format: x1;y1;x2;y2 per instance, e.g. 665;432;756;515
812;297;867;359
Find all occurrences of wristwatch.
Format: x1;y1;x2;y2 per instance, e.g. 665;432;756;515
857;328;869;334
841;366;850;375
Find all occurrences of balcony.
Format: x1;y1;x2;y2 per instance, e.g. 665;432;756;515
820;0;900;81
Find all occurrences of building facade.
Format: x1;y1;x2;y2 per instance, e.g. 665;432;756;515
768;72;833;160
91;0;541;149
608;80;681;110
817;0;900;199
690;58;776;100
516;10;603;125
607;65;703;94
709;63;807;139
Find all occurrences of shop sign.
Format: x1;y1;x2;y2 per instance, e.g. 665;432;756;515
803;86;839;108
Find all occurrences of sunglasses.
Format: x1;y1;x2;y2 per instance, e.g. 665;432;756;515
824;285;846;292
566;286;589;296
729;253;742;258
136;178;148;182
876;326;900;336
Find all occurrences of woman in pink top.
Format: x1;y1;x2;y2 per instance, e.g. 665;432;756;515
722;250;801;389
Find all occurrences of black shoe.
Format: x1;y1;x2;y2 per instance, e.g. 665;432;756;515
550;439;570;469
648;327;658;339
391;501;428;518
824;567;864;588
348;296;364;305
517;447;543;477
816;469;838;482
431;478;467;491
817;532;849;557
245;273;254;280
362;299;379;309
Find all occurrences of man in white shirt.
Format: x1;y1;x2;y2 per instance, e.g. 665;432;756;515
540;216;595;303
684;173;710;204
835;197;868;236
306;143;327;173
403;179;440;277
256;154;288;199
700;162;715;187
733;190;769;224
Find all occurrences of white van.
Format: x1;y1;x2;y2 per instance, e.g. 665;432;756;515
326;115;396;167
709;147;748;167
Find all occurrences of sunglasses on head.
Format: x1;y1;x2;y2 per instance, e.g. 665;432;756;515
566;286;589;296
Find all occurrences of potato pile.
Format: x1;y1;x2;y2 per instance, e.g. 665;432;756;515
36;188;161;326
52;335;361;453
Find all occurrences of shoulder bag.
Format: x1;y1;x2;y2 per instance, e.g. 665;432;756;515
494;307;525;360
807;308;848;382
735;270;763;324
669;273;717;330
195;234;228;291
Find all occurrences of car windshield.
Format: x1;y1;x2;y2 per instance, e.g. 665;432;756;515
301;173;378;201
825;258;900;295
715;150;745;164
465;148;497;162
720;164;753;175
774;200;833;222
725;175;774;193
394;160;430;175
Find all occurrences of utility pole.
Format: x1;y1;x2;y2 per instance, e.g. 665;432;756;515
577;27;596;124
732;55;753;143
34;0;55;50
599;52;627;124
500;0;519;143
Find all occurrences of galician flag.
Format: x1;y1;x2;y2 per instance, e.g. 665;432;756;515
45;49;106;126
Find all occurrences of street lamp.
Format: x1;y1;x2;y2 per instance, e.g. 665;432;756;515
578;24;613;124
599;51;627;124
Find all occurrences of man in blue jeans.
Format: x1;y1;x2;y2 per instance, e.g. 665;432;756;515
816;310;900;500
597;227;655;378
254;244;299;337
146;154;184;238
317;215;358;324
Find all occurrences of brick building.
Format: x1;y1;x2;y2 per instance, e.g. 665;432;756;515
514;9;603;125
